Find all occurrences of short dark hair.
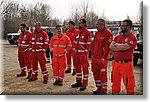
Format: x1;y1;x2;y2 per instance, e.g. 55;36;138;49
80;18;87;27
46;27;50;31
56;24;62;28
20;23;27;28
26;27;29;30
97;18;105;26
123;19;132;29
35;22;41;26
68;21;75;26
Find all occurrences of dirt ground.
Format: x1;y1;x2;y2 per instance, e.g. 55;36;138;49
1;39;143;95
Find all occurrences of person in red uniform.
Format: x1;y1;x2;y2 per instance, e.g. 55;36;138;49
65;21;79;75
110;20;137;95
28;22;49;84
71;18;92;91
50;24;72;86
17;24;32;79
92;19;113;95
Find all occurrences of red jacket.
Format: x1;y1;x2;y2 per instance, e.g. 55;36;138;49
92;27;113;60
30;29;49;53
49;34;72;56
72;27;92;55
18;31;31;52
113;32;137;60
66;28;79;47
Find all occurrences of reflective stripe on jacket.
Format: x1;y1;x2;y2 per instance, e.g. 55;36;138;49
30;28;49;52
73;27;92;55
49;34;72;55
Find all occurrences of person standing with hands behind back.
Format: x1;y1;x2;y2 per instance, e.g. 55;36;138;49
28;22;49;84
65;21;79;75
110;20;137;95
17;24;33;79
71;18;92;91
50;24;72;86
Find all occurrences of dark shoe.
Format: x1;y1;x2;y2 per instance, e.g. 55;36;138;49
71;80;82;88
28;78;37;82
17;73;26;77
65;70;71;73
80;86;86;91
93;89;101;95
59;81;63;86
43;80;48;84
46;61;50;63
27;76;32;79
72;71;76;76
53;80;60;85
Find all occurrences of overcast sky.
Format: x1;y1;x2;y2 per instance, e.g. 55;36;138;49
2;0;143;21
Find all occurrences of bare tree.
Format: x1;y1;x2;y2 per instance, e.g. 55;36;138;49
69;0;99;28
0;1;53;38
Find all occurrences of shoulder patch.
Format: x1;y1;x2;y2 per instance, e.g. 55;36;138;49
130;41;133;44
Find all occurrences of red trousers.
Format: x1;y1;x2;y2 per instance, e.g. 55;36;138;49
92;58;108;94
52;56;66;81
66;50;76;72
112;61;136;95
73;54;89;86
66;50;72;70
18;51;32;76
31;52;48;80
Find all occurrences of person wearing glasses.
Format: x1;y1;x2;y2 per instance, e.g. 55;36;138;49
110;20;137;95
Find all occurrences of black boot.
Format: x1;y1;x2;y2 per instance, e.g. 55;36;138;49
27;76;32;79
53;80;60;85
43;80;48;84
17;71;26;77
65;70;71;73
71;80;82;88
93;89;101;95
17;73;26;77
80;85;86;91
59;80;63;86
28;78;38;82
72;71;76;76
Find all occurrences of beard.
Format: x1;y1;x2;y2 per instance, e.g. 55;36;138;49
121;29;127;33
21;30;25;34
78;26;82;29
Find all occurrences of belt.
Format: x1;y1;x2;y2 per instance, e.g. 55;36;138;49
115;60;132;63
53;54;65;57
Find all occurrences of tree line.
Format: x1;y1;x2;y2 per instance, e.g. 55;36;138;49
0;0;140;39
1;1;60;38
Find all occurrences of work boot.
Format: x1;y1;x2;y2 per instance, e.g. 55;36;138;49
46;60;50;63
59;81;63;86
46;58;50;63
72;71;76;76
80;85;86;91
65;70;71;73
27;76;32;79
71;80;82;88
17;71;26;77
53;80;60;85
28;78;37;82
93;89;101;95
43;80;48;84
